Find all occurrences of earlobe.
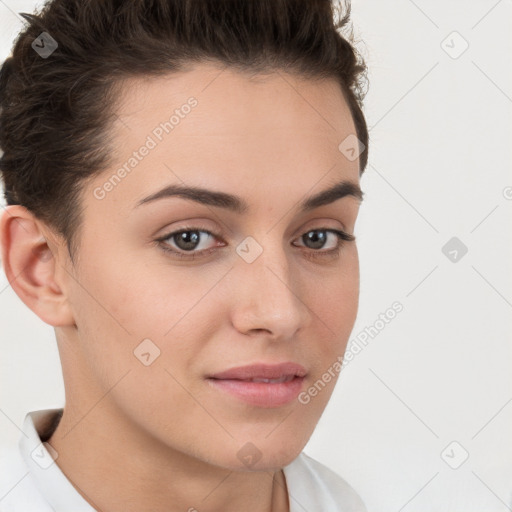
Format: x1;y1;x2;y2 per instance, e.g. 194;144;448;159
0;205;75;327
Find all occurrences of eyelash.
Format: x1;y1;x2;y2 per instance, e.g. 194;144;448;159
154;226;355;261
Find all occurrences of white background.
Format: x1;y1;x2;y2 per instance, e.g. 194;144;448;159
1;1;511;511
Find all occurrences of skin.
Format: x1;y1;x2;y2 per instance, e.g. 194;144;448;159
0;63;363;512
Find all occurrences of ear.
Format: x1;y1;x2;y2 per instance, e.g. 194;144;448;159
0;205;75;327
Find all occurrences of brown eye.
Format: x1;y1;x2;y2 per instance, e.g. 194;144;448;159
295;229;355;251
302;230;329;250
156;228;222;259
171;230;202;251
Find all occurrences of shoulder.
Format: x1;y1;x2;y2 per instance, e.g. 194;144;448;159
283;451;367;512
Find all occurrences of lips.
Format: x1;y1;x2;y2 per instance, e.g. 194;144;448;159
208;362;307;381
206;362;307;407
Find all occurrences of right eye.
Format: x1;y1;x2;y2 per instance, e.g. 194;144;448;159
155;228;224;259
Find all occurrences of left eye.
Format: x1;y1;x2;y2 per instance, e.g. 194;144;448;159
156;227;354;258
293;229;350;251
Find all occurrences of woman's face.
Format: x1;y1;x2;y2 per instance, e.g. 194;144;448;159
56;63;363;470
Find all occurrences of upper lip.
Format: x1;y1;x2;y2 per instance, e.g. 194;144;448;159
208;362;307;380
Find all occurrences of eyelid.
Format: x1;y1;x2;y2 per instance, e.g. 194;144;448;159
155;226;223;250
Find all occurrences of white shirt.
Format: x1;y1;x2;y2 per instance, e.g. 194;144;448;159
0;409;367;511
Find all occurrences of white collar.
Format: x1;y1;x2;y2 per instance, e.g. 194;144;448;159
18;408;97;511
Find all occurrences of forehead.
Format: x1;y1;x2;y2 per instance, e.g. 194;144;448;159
114;63;353;127
87;63;360;215
111;63;356;150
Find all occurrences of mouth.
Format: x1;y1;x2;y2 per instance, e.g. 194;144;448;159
225;375;296;384
206;362;307;408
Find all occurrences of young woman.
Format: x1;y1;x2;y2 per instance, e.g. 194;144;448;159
0;1;369;510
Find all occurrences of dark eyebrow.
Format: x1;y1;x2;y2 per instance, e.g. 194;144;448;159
135;179;363;213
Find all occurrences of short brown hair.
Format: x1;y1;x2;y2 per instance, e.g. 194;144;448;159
0;0;369;261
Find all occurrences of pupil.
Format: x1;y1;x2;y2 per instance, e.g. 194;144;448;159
304;230;326;249
176;231;200;251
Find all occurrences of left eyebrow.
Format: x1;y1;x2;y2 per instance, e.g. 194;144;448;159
134;179;363;214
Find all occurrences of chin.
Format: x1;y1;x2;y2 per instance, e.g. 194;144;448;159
205;435;307;472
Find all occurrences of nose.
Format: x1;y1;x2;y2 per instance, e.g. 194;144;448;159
228;239;312;340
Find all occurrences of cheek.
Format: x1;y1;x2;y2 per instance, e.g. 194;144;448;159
305;248;359;377
67;258;209;422
70;249;223;376
80;249;204;334
316;247;359;327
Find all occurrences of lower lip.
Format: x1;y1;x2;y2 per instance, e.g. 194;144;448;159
206;376;305;408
